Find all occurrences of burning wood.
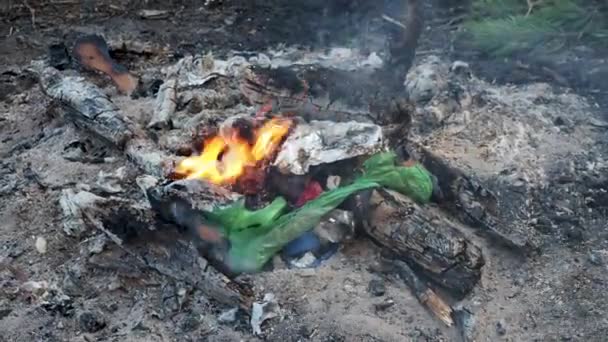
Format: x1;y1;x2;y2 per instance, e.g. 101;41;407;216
174;117;292;187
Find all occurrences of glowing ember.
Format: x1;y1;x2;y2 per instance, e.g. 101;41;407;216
175;118;292;185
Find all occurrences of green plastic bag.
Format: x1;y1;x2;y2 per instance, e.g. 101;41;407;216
218;180;379;273
204;151;434;273
359;151;433;203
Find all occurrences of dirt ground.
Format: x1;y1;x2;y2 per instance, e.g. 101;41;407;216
1;1;608;342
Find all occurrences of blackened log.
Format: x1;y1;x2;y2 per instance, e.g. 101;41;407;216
146;179;244;275
364;189;484;299
134;229;253;311
402;143;537;250
35;63;177;178
147;179;243;213
80;194;253;310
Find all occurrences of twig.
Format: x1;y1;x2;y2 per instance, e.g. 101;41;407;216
382;14;407;30
22;0;35;28
526;0;543;17
388;259;454;326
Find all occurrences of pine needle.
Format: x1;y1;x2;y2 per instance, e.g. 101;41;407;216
462;0;608;57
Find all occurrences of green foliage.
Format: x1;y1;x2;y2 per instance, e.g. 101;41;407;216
462;0;608;57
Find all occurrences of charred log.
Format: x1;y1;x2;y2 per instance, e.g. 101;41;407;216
364;189;484;299
35;64;176;178
385;258;454;326
386;0;424;85
145;179;243;274
64;190;253;310
401;143;536;250
35;64;135;148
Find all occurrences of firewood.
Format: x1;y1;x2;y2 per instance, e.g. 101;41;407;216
148;78;178;130
382;0;424;88
387;258;454;327
63;188;253;310
34;63;135;148
364;189;484;299
403;143;538;250
34;63;177;178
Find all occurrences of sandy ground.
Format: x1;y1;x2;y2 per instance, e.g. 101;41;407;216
1;1;608;342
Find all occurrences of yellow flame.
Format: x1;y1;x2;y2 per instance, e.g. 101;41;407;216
252;118;292;161
175;118;292;185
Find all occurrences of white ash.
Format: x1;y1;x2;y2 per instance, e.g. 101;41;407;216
59;189;107;237
251;293;281;335
35;236;47;254
164;47;383;90
273;120;385;175
407;55;599;185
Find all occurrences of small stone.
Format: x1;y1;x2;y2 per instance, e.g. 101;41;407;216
218;308;238;324
35;237;47;254
79;311;106;333
367;278;386;297
496;319;507;336
588;251;603;266
374;299;395;312
187;96;203;114
565;227;584;242
107;276;122;291
87;235;107;255
179;314;200;333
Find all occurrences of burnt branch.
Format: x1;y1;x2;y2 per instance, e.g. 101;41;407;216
402;142;539;251
381;0;424;89
364;189;484;299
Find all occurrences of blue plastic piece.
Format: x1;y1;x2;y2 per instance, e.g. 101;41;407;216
282;231;320;258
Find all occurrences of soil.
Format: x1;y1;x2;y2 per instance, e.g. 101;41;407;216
1;1;608;342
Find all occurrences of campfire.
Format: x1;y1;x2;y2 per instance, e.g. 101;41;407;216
4;0;606;340
34;31;490;330
30;15;540;334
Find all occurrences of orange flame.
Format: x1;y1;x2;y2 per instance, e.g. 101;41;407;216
175;118;292;185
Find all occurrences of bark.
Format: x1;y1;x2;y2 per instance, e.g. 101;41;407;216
364;189;484;299
35;64;177;178
388;258;454;326
76;191;253;310
35;64;135;148
403;142;536;250
148;78;177;130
